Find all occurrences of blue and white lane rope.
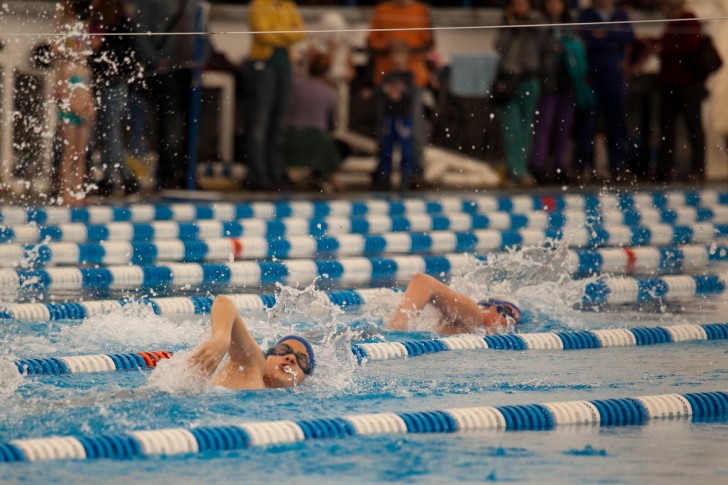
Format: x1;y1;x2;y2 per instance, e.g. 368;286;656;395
0;254;469;291
582;273;727;304
0;190;725;224
568;245;728;277
0;272;726;322
0;217;725;244
352;323;728;361
0;288;386;322
3;226;728;268
9;209;728;246
587;205;728;226
2;203;727;243
16;351;172;375
0;203;726;231
15;323;728;376
0;248;726;296
1;390;727;462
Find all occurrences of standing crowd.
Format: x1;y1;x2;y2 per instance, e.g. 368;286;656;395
46;0;724;204
51;0;197;205
492;0;720;188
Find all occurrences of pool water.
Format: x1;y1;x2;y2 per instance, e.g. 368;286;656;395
1;194;728;483
2;286;727;483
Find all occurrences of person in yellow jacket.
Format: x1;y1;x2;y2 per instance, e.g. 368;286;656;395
243;0;305;191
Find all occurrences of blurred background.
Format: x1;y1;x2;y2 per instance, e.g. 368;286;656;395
0;0;725;199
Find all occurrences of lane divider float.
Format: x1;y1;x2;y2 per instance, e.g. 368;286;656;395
1;271;725;322
0;190;725;225
1;390;726;462
2;226;726;269
0;254;470;292
0;216;724;244
15;323;728;375
16;351;172;375
351;322;728;361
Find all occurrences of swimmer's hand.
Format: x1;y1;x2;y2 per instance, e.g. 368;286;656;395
190;336;229;376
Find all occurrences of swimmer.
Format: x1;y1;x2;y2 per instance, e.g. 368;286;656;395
388;273;521;335
190;295;315;389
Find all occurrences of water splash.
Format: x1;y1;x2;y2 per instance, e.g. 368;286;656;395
284;365;299;386
0;357;23;406
144;349;212;394
443;244;593;331
267;281;365;396
143;282;367;397
267;279;344;331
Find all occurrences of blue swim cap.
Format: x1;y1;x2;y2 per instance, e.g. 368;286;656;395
485;294;521;315
272;335;316;374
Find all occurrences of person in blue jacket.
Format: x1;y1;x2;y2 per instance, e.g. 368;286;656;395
573;0;634;183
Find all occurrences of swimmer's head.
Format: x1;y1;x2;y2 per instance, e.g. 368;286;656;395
480;295;522;326
263;336;315;388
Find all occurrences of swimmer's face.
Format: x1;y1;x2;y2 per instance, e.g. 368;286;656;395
264;339;310;388
481;303;521;327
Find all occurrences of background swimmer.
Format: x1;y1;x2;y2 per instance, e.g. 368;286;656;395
388;273;521;335
190;295;315;389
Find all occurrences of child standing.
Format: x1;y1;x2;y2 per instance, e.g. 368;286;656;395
373;40;416;191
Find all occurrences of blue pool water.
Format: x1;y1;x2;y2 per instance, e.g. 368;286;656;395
2;283;728;482
1;193;728;483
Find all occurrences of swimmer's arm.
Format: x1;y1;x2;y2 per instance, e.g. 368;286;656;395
225;299;267;369
388;273;483;334
191;295;265;375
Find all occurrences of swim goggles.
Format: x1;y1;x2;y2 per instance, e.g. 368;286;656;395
480;300;520;324
265;343;313;375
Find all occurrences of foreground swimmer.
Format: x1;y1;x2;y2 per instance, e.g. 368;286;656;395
388;273;521;335
190;295;315;389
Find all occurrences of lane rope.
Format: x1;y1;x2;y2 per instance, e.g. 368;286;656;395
2;389;726;462
1;190;726;225
13;322;728;376
1;270;725;322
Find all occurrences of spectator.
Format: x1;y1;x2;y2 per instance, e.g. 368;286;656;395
124;82;156;189
708;0;728;160
53;0;95;206
494;0;544;188
242;0;305;191
283;52;344;193
127;0;199;191
530;0;580;185
654;0;706;182
313;12;355;136
88;0;141;196
373;40;417;192
368;0;434;189
574;0;634;183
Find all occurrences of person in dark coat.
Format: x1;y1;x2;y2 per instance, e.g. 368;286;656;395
89;0;141;195
654;0;707;182
574;0;634;183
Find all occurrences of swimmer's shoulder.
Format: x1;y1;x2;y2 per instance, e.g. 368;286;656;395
213;363;266;390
